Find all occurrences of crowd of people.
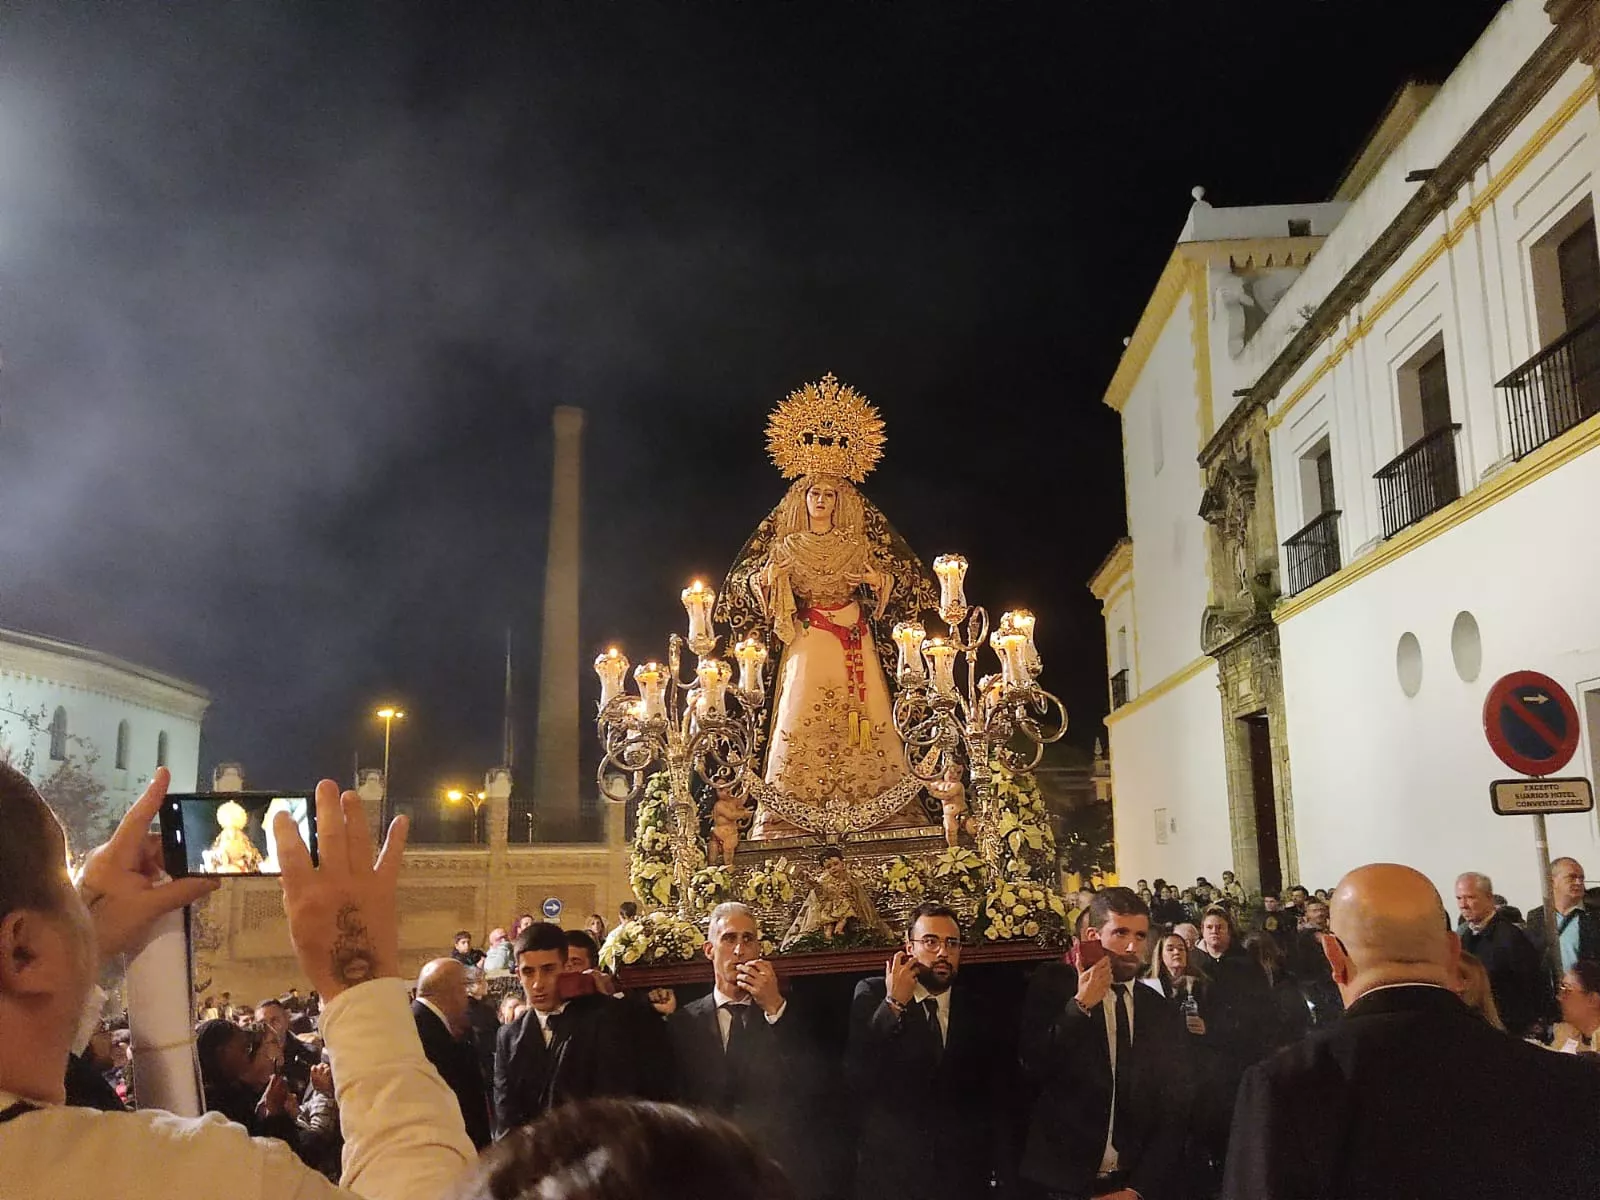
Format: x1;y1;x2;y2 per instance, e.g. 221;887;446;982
6;763;1600;1199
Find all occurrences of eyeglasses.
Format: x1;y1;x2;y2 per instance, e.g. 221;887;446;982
915;936;962;952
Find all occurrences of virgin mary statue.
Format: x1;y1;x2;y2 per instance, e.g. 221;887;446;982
716;375;938;838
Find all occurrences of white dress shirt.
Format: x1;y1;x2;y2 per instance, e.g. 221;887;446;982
1097;982;1136;1175
0;977;475;1199
533;1004;567;1047
712;986;786;1049
911;982;951;1045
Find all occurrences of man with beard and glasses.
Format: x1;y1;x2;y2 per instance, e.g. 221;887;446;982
846;901;1012;1200
1020;887;1193;1200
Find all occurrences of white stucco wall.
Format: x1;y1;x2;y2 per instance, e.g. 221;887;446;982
0;630;207;808
1107;664;1232;882
1279;443;1600;908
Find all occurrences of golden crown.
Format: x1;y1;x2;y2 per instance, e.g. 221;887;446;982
765;373;886;483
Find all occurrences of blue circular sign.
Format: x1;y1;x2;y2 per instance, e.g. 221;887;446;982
541;896;563;920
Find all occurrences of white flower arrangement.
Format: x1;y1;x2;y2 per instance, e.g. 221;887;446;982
741;856;798;907
981;876;1068;943
626;771;704;910
688;864;735;912
880;854;929;897
929;846;986;898
629;859;674;909
599;910;705;970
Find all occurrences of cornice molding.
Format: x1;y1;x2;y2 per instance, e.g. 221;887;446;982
1087;537;1134;599
0;639;210;722
1103;656;1213;727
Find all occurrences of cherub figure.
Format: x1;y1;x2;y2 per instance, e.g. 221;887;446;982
709;784;752;867
203;799;263;874
927;762;973;850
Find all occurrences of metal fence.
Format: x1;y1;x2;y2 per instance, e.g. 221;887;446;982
1374;424;1461;539
1282;509;1342;596
1497;310;1600;459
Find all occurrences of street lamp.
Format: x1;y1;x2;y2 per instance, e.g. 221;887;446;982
445;787;488;845
375;707;405;824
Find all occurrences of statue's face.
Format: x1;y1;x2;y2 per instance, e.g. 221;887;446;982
805;484;838;526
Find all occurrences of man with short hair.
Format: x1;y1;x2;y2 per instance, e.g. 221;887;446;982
670;902;819;1196
481;928;513;971
1224;864;1600;1198
256;998;319;1095
1526;857;1600;974
847;901;1009;1200
412;958;491;1149
0;766;476;1198
1454;871;1545;1038
1021;887;1192;1200
562;929;602;975
449;931;483;968
617;900;638;924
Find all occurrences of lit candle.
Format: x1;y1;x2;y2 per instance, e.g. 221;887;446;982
991;629;1032;689
733;637;767;703
695;657;732;719
1010;609;1040;674
681;580;717;650
923;636;957;698
594;647;631;706
633;662;668;720
892;621;927;681
933;554;969;624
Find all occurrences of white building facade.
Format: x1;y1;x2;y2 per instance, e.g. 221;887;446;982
0;626;208;824
1095;0;1600;908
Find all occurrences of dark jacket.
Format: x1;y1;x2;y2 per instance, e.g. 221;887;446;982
63;1053;126;1113
1457;911;1548;1036
845;977;1010;1200
1524;903;1600;971
670;993;819;1196
412;1000;492;1149
1018;962;1193;1200
1222;984;1600;1199
492;993;644;1135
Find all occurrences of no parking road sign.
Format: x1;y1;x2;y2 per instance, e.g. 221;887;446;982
1482;670;1581;778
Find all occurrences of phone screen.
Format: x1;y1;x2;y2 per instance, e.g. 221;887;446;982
160;792;318;877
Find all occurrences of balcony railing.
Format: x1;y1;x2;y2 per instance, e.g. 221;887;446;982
1374;424;1461;539
1110;669;1129;710
1497;310;1600;459
1283;509;1342;596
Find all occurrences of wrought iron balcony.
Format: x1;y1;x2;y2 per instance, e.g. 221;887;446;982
1283;509;1342;596
1497;310;1600;459
1110;668;1129;710
1374;424;1461;539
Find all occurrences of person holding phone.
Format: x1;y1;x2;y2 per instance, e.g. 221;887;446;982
1019;887;1194;1200
0;765;477;1199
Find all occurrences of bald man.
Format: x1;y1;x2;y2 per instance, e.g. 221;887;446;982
413;958;492;1148
1222;864;1600;1200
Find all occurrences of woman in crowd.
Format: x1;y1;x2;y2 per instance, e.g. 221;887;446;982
1145;932;1206;1002
196;1019;305;1158
1242;932;1311;1051
1550;959;1600;1051
1455;951;1506;1032
464;1098;794;1200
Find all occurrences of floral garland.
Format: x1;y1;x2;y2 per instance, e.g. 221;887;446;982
688;864;735;913
741;857;798;907
982;877;1068;942
979;760;1068;944
928;846;985;899
627;772;704;910
880;854;929;898
599;910;705;970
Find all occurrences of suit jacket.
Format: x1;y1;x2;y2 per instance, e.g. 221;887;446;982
412;1001;491;1149
492;994;645;1136
845;977;1009;1200
1457;911;1547;1036
669;993;816;1194
1019;962;1193;1200
1222;984;1600;1199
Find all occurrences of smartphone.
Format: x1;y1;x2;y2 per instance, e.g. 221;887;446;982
556;971;600;1001
159;792;318;877
1072;938;1107;972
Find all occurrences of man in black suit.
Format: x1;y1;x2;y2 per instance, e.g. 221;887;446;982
1525;857;1600;977
254;999;319;1096
1223;863;1600;1199
668;901;820;1196
412;957;492;1149
1020;887;1192;1200
493;921;640;1135
846;900;1009;1200
1455;870;1546;1037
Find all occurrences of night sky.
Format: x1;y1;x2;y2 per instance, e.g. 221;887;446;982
0;1;1506;798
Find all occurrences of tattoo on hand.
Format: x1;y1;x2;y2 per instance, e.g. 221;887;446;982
330;904;377;985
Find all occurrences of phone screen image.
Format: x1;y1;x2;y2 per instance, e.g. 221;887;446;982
161;792;317;877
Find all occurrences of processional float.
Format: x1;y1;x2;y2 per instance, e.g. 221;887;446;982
594;375;1070;968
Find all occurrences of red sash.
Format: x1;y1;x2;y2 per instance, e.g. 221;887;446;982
802;604;869;704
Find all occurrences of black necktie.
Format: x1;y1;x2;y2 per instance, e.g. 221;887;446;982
923;998;944;1052
722;1002;752;1056
543;1010;566;1048
1112;984;1132;1078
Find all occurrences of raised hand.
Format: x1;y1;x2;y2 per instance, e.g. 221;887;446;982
75;767;219;962
647;987;677;1016
274;781;408;1003
886;950;919;1007
1074;954;1113;1012
735;959;784;1016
